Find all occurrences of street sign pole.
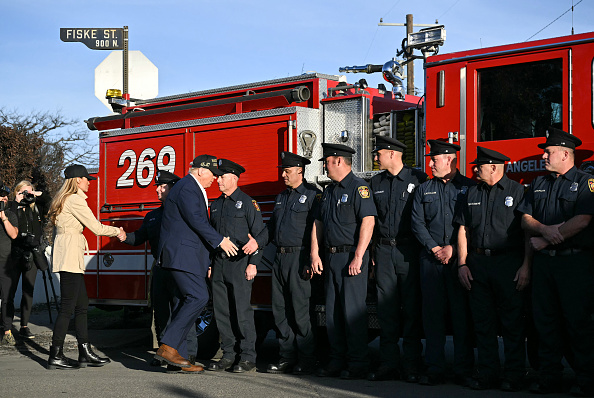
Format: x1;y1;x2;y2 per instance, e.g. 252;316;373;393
123;26;129;97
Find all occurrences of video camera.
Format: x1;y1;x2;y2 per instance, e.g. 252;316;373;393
19;190;36;206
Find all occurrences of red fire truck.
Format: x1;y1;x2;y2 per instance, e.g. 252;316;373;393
82;28;594;355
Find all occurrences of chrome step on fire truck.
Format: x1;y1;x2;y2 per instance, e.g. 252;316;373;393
82;27;594;356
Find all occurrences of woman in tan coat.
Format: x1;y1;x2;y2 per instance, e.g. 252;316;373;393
47;165;125;370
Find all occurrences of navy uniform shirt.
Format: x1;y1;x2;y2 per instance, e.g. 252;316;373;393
124;206;163;259
454;174;525;251
412;171;476;253
317;171;377;247
268;181;321;248
210;187;266;265
370;166;428;239
517;166;594;249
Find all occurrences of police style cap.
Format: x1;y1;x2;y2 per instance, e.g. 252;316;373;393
191;154;224;176
537;127;582;150
425;139;461;156
318;143;356;161
279;151;311;168
64;164;96;180
470;146;510;165
372;136;407;153
217;159;246;177
154;170;181;186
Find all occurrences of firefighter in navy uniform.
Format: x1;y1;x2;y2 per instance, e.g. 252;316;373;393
455;147;530;391
517;128;594;396
264;152;321;375
411;139;476;386
207;159;267;374
311;143;377;380
367;136;427;383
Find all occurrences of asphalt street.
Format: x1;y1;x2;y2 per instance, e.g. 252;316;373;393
0;310;572;398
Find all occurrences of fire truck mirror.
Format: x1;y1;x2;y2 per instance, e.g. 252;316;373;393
300;130;316;159
103;253;115;268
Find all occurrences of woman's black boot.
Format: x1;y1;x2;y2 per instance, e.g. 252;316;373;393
78;343;111;367
47;345;80;370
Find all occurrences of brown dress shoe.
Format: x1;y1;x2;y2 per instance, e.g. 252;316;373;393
166;364;205;374
155;344;191;368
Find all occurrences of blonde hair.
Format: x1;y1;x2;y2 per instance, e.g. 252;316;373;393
13;180;35;209
47;178;79;225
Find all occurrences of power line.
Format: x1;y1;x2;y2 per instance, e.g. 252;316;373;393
383;0;403;19
363;25;380;63
525;0;583;42
437;0;462;20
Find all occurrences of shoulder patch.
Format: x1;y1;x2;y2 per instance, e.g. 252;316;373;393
252;200;260;211
358;186;370;199
588;178;594;193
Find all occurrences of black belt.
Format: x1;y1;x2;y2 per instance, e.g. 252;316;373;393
537;248;584;257
378;237;410;247
277;246;304;254
473;247;512;256
326;245;354;254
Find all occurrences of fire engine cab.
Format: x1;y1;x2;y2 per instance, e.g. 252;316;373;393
82;27;594;355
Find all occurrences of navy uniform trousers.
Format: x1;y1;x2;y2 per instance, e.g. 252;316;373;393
467;251;525;382
271;249;314;363
160;268;208;359
212;254;257;363
420;250;474;377
375;242;422;374
325;250;369;371
532;250;594;388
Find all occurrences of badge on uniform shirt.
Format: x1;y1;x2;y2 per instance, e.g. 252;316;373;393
358;186;370;199
316;193;322;201
570;182;578;192
407;183;415;193
235;201;243;209
341;194;349;203
505;196;513;207
460;186;468;194
589;179;594;193
252;200;261;211
299;195;307;203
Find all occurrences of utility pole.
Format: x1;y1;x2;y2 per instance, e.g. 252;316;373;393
379;14;440;95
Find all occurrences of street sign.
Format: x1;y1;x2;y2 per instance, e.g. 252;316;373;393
95;51;158;111
60;28;124;50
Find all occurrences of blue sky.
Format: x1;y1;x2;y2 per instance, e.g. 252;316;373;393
1;0;592;164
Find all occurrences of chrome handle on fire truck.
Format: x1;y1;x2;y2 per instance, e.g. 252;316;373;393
300;130;316;159
382;60;405;100
103;253;114;268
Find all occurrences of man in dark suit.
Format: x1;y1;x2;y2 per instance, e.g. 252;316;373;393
155;155;238;374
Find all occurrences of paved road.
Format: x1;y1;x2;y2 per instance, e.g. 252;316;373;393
0;311;572;398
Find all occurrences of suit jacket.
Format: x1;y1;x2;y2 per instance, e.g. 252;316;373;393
157;174;223;276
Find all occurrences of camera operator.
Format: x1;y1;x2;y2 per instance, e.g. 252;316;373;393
7;181;51;339
0;182;19;346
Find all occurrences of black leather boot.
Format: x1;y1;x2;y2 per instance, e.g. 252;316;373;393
47;345;80;370
78;343;111;367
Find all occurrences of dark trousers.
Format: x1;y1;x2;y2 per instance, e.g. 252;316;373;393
420;250;474;377
212;257;256;363
0;256;16;332
15;264;37;327
532;251;594;387
271;249;314;363
375;243;422;373
467;251;525;381
52;272;89;346
325;250;369;371
160;268;208;359
152;265;198;357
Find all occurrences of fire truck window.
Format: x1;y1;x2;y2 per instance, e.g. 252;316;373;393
478;58;563;142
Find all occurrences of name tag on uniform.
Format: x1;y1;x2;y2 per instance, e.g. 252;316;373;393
236;201;243;209
505;196;513;207
468;202;481;206
570;182;578;192
299;195;307;203
374;190;384;194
